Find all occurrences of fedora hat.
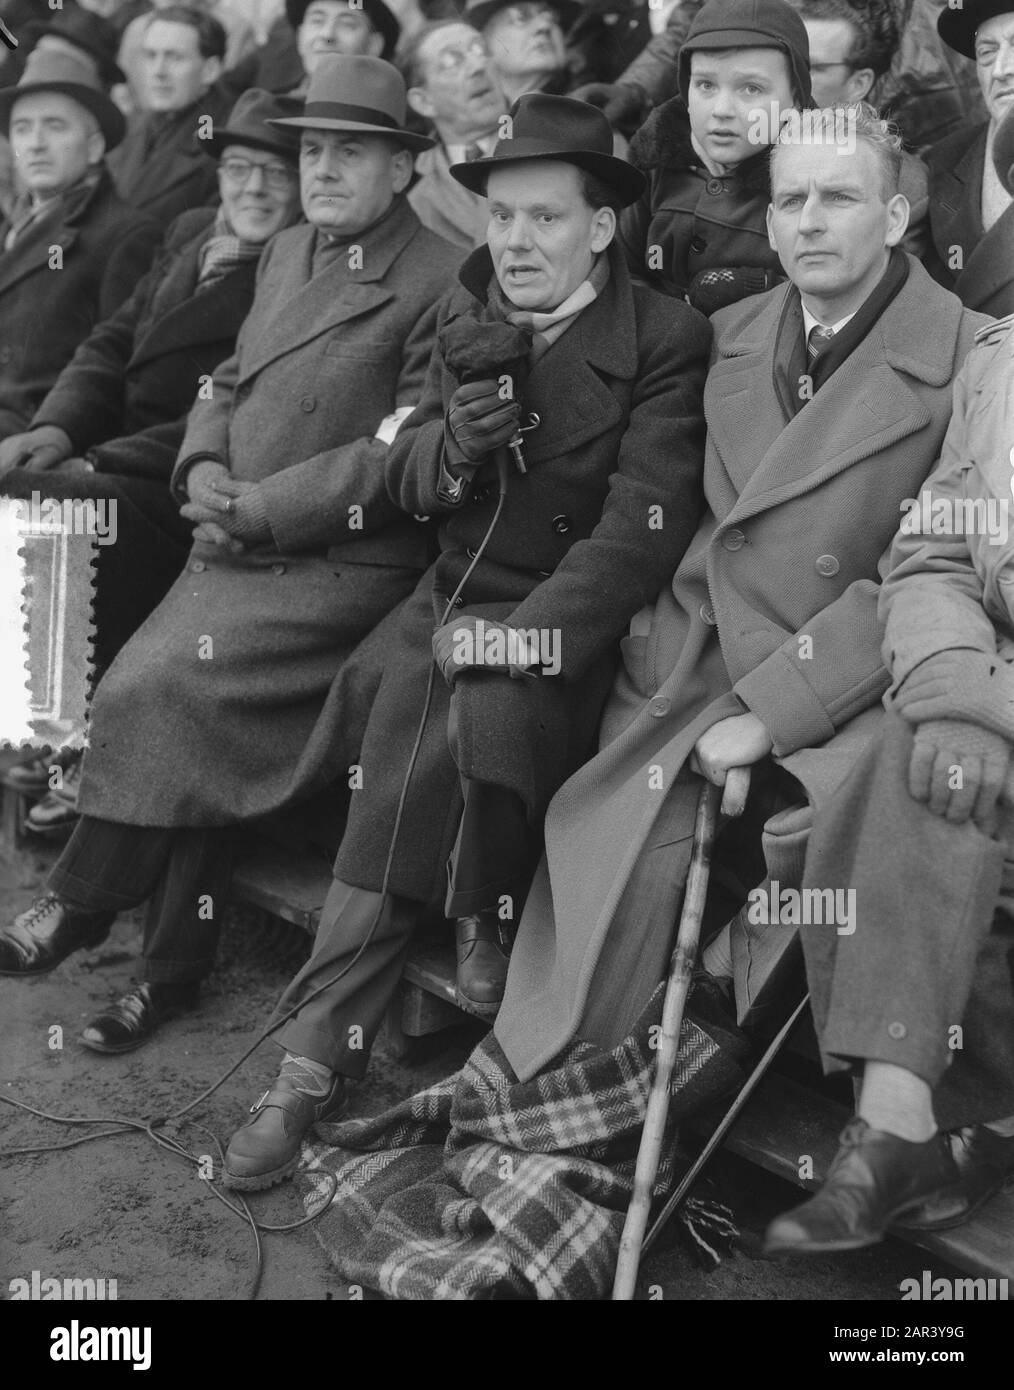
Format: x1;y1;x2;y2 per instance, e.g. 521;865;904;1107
269;54;434;151
207;89;304;160
0;48;126;150
462;0;581;34
449;93;645;205
22;8;126;89
285;0;400;59
938;0;1014;58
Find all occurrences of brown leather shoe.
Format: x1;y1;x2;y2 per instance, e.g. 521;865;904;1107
764;1118;961;1255
223;1070;348;1191
0;893;115;976
892;1125;1014;1232
80;981;200;1054
455;910;512;1018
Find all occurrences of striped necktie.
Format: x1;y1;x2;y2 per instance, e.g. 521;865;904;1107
807;323;835;360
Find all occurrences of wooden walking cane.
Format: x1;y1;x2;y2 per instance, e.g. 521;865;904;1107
612;764;751;1301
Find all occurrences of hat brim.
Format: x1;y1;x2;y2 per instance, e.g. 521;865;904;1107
268;113;434;151
21;22;127;87
450;147;645;206
0;79;126;150
207;128;302;161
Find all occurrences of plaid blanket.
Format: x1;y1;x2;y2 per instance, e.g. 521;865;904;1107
298;984;751;1300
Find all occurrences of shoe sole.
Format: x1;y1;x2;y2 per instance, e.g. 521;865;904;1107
454;986;502;1021
222;1156;301;1191
0;932;111;978
764;1183;967;1256
79;1031;153;1055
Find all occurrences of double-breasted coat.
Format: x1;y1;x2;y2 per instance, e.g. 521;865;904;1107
494;257;989;1081
2;206;267;668
332;242;711;906
0;167;160;437
78;198;462;827
924;121;1014;318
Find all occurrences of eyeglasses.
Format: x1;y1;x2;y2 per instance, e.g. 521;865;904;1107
499;3;561;27
433;37;491;73
219;156;296;191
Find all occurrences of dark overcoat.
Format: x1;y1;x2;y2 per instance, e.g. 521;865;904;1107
494;258;989;1081
107;92;231;226
924;121;1014;318
78;199;463;827
0;168;160;437
332;242;711;905
33;206;260;482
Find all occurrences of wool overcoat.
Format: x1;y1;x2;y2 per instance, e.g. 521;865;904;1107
494;257;989;1082
332;242;711;905
0;168;160;437
107;93;231;226
925;122;1014;319
78;199;462;827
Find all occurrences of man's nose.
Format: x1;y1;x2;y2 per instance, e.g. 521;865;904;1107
506;215;532;249
993;39;1014;76
245;164;268;191
313;145;342;178
797;192;824;231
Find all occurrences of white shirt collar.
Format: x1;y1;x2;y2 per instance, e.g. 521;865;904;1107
800;302;856;341
444;134;498;166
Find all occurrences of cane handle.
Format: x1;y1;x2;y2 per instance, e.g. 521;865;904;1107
720;765;751;819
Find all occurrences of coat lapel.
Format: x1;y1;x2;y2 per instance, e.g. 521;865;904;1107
932;126;984;266
128;254;258;370
956;200;1014;312
0;170;104;298
238;201;420;383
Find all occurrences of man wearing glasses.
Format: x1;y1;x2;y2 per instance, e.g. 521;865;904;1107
403;19;509;250
926;0;1014;317
463;0;579;106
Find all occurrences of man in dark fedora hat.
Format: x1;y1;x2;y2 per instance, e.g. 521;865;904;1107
0;57;461;1061
462;0;580;105
21;7;127;90
228;0;401;101
0;88;303;834
218;91;711;1192
924;0;1014;316
0;48;160;439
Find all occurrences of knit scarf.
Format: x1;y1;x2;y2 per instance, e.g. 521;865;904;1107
196;206;267;290
488;252;610;363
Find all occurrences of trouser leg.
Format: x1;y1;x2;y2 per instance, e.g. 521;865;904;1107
269;878;421;1078
444;776;541;922
47;814;177;911
141;828;236;985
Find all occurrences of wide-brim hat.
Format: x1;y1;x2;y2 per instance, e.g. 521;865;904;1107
450;92;645;205
22;9;126;89
207;89;304;160
0;48;126;149
268;53;434;151
462;0;582;34
993;105;1014;195
677;0;813;108
938;0;1014;58
284;0;400;59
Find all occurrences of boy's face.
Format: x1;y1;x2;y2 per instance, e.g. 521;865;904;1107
687;47;796;169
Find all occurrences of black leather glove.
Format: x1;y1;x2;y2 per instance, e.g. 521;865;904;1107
445;379;522;468
687;266;777;317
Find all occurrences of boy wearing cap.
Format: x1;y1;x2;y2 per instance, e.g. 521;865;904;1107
217;92;711;1192
619;0;811;315
0;91;303;843
0;48;160;439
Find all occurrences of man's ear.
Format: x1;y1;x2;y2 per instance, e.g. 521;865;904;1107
765;200;779;253
87;129;106;166
391;145;414;193
407;85;435;122
366;31;385;58
199;55;224;93
846;66;876;103
884;191;910;247
589;204;616;252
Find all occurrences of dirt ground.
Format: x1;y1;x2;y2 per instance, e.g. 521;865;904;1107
1;832;960;1303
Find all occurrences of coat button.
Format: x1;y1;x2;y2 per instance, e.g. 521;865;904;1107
705;178;724;194
649;695;670;718
722;528;745;551
300;395;316;412
816;554;840;577
190;559;207;573
551;514;572;535
272;562;286;576
689;235;706;254
887;1021;906;1040
700;602;716;625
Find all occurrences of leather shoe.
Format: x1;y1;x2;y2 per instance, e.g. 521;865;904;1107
892;1125;1014;1231
5;748;80;792
764;1118;961;1255
0;893;114;976
80;980;200;1053
455;910;511;1018
223;1071;347;1190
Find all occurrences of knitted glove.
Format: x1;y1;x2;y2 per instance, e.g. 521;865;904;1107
432;615;539;686
687;266;776;317
893;649;1014;742
908;718;1012;830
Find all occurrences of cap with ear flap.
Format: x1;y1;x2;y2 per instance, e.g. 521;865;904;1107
677;0;813;109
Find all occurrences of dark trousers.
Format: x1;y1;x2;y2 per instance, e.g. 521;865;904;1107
48;814;235;984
